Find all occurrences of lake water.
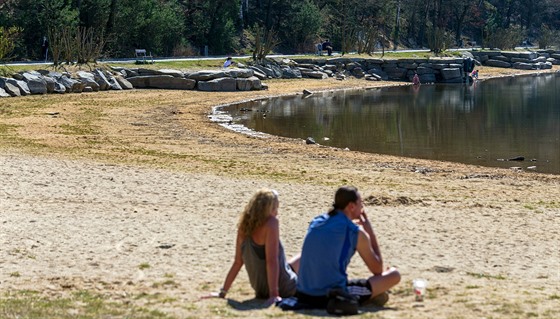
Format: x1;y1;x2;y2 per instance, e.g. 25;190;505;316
222;73;560;174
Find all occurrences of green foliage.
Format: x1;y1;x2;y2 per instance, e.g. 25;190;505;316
0;26;21;61
110;0;185;57
279;0;323;53
0;0;559;59
485;25;526;50
537;24;559;49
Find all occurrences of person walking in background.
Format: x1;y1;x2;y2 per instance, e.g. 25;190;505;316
296;186;400;309
41;36;49;62
316;42;323;56
204;189;299;307
322;39;333;56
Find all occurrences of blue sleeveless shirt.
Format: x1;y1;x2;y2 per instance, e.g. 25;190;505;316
296;211;359;296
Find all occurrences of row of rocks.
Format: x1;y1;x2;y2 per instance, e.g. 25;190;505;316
260;57;472;83
0;69;134;97
249;49;559;84
0;67;266;98
113;67;265;91
471;50;559;70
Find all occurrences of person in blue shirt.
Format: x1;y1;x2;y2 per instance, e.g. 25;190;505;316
296;186;400;308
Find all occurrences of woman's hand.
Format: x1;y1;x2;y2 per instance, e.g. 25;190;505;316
200;288;227;299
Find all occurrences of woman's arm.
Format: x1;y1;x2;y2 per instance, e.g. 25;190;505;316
203;229;244;299
264;216;280;305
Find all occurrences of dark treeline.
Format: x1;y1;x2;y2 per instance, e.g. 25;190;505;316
0;0;559;61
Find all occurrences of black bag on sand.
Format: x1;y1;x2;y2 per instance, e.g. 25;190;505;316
326;288;359;316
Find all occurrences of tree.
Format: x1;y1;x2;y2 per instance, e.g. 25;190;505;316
111;0;185;57
279;0;322;53
0;26;20;62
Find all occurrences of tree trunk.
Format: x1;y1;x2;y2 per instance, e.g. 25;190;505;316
106;0;117;35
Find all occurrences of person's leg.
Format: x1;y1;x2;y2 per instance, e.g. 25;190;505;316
288;254;301;274
367;267;401;297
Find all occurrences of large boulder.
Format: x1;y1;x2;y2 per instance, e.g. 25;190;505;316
265;64;283;78
398;62;418;69
249;65;274;78
77;71;100;91
42;76;56;93
127;75;196;90
513;62;536;70
58;76;84;93
157;69;185;78
225;68;254;78
384;67;407;80
0;78;21;96
250;68;267;80
3;82;21;96
440;68;462;80
415;66;434;75
187;71;228;81
236;77;262;91
93;69;111;90
531;56;547;63
281;66;302;79
299;69;328;79
486;59;512;68
5;78;30;95
0;87;10;98
52;80;67;94
197;77;237;91
21;72;47;94
114;76;133;90
419;73;436;83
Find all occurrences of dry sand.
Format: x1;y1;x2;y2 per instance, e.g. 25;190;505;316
1;66;559;318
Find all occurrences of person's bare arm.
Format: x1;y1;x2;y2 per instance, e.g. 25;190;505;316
356;229;383;276
358;211;382;264
264;217;281;305
202;230;244;299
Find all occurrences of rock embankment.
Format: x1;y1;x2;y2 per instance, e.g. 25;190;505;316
0;67;266;98
2;49;558;98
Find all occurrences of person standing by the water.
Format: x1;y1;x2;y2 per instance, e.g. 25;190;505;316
412;73;420;85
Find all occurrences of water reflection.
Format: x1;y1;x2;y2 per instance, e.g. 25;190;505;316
224;74;559;174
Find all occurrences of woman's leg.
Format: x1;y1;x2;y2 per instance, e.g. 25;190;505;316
288;254;301;274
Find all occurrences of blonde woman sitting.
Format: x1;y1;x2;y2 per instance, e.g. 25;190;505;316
206;189;299;306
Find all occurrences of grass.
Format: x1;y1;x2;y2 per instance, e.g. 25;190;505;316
466;272;506;280
138;263;151;270
0;290;173;319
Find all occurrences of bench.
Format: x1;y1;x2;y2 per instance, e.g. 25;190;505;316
134;49;154;64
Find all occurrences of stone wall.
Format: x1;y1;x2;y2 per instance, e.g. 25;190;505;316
292;57;469;83
470;50;559;70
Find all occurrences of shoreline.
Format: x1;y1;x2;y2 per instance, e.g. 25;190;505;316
211;68;559;175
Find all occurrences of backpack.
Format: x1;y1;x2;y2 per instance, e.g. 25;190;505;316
326;288;359;316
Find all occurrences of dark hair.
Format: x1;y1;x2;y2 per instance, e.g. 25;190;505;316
329;186;359;215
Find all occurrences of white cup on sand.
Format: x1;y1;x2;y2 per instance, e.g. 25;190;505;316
412;279;427;301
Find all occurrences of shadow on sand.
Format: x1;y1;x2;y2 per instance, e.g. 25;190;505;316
227;298;397;316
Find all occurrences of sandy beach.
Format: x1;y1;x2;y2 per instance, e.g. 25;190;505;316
1;66;559;318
